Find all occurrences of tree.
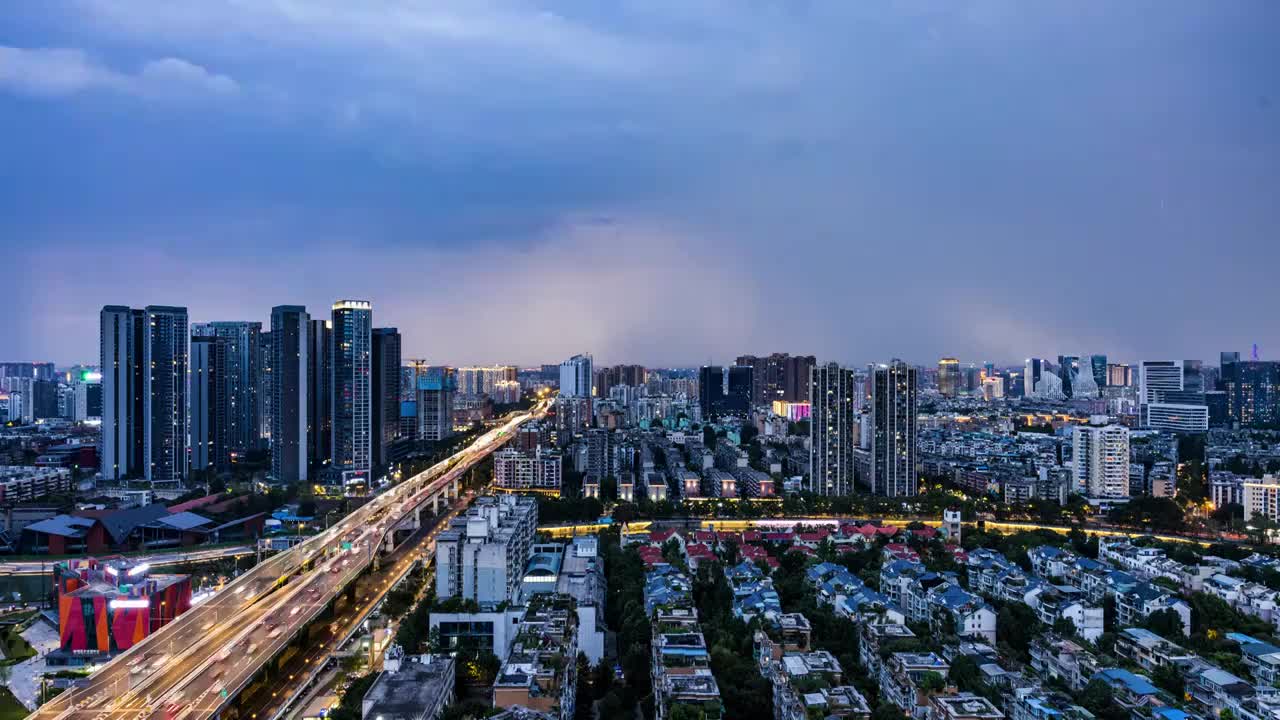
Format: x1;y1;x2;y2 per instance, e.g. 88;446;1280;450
872;705;905;720
1152;662;1185;699
948;654;982;694
1143;608;1185;639
917;671;946;693
997;602;1042;659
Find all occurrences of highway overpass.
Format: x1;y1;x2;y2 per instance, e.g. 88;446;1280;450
29;402;547;720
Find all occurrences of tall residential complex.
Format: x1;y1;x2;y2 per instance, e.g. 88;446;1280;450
457;366;519;397
189;334;228;473
735;354;816;404
1073;424;1130;499
808;363;856;496
870;360;917;497
937;358;960;398
100;306;145;480
270;306;310;483
143;306;189;485
435;495;538;605
559;354;593;398
725;365;753;415
331;300;373;476
189;321;262;457
307;318;332;466
371;328;402;469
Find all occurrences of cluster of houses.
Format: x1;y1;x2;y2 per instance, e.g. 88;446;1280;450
626;520;1280;720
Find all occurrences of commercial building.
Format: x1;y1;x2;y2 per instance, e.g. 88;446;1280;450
331;300;373;476
307;318;333;466
1058;356;1080;399
51;557;192;665
1074;425;1130;500
494;447;563;494
416;367;457;442
1221;359;1280;427
189;321;262;458
435;495;538;605
1024;359;1044;398
1243;476;1280;524
361;648;454;720
100;306;145;480
1145;402;1209;433
270;306;310;483
938;358;961;398
870;360;918;497
810;363;857;496
189;334;228;472
372;328;402;469
559;355;593;398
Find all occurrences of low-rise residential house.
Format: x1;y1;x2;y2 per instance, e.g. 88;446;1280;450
1089;669;1164;710
492;595;580;719
880;653;951;720
1029;635;1099;691
1009;690;1095;720
1115;583;1191;636
882;559;928;609
932;693;1005;720
1026;585;1104;642
1186;664;1254;717
926;583;998;644
1113;628;1197;674
1028;547;1074;581
859;620;916;679
1233;635;1280;686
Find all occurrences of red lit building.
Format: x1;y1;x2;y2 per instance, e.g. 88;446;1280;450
52;557;191;665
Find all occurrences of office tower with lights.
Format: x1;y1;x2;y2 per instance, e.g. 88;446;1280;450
937;358;960;398
1074;424;1130;499
1024;358;1043;397
270;306;310;483
307;319;332;467
871;360;918;497
559;354;593;398
331;300;373;476
809;363;856;496
100;306;145;480
259;331;273;447
371;328;401;469
189;334;228;472
190;322;262;461
142;306;188;484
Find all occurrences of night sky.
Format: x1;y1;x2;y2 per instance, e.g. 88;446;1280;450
3;2;1278;367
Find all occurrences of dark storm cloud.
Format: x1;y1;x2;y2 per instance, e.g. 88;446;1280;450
2;1;1278;366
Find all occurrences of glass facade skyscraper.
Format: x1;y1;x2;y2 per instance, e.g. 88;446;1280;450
331;300;373;476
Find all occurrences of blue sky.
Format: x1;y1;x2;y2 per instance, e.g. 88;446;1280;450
3;1;1278;366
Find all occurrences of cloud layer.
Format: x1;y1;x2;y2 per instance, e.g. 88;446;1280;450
2;1;1278;366
0;46;237;98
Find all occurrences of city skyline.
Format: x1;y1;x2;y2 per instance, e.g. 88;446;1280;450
4;2;1279;365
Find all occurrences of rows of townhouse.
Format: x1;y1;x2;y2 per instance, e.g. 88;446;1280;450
643;565;726;720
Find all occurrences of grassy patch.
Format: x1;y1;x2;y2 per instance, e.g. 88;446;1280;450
0;686;28;720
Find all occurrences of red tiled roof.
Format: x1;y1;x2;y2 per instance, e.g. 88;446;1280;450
912;526;938;538
650;529;677;543
685;543;715;558
876;526;899;537
741;531;763;543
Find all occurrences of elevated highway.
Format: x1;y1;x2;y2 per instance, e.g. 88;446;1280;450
29;402;547;720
